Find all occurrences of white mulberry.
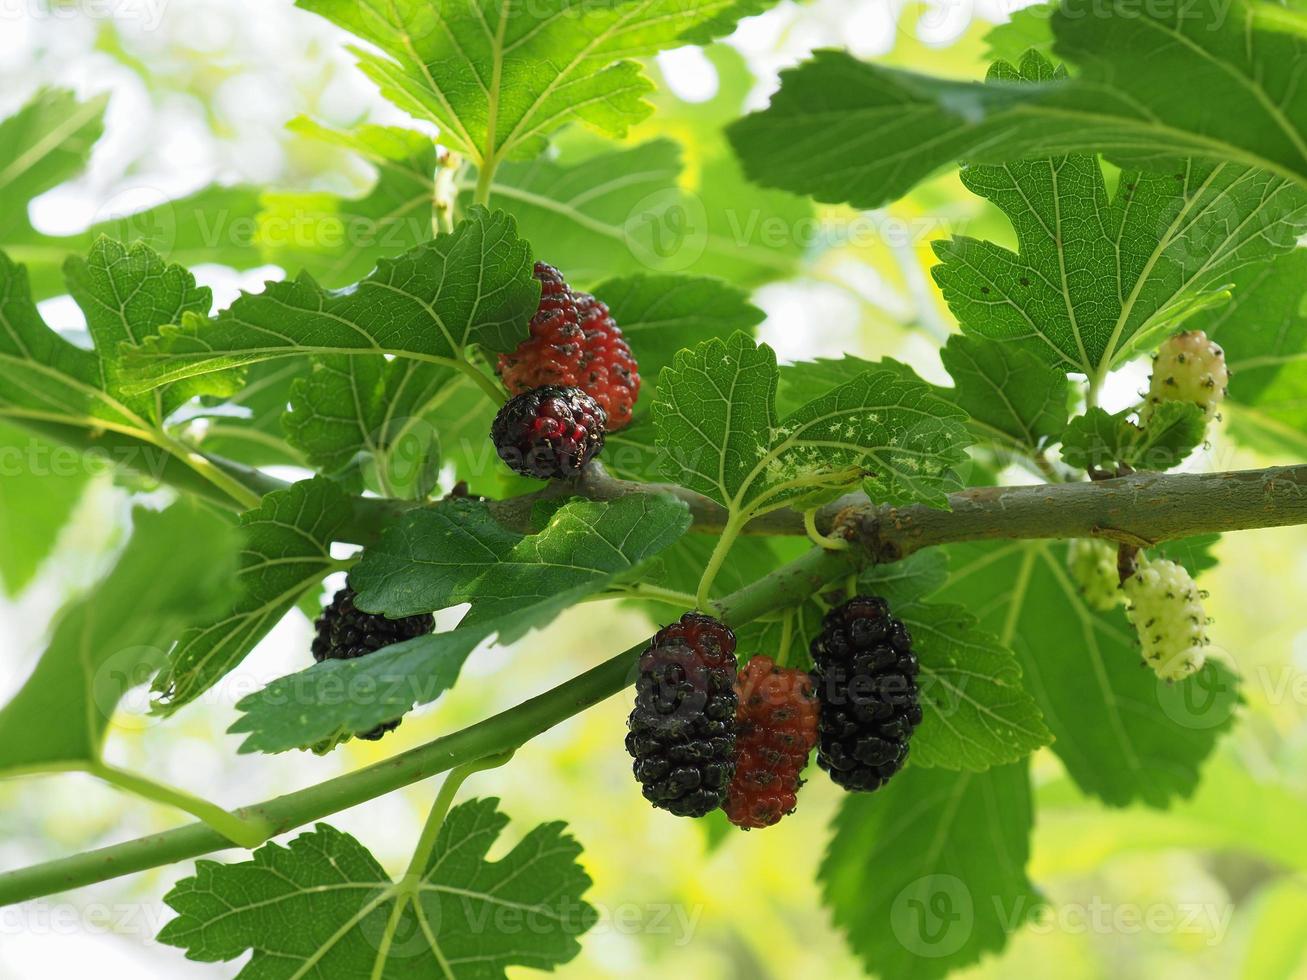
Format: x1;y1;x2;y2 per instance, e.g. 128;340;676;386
1142;330;1229;424
1067;539;1120;611
1122;557;1209;682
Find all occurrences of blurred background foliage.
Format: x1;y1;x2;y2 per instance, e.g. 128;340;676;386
3;0;1307;977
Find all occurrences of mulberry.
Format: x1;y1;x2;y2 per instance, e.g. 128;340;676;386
625;613;739;817
490;385;606;479
311;586;435;742
497;262;641;429
724;656;819;829
1143;329;1229;424
810;596;922;792
1067;538;1121;612
1122;556;1209;681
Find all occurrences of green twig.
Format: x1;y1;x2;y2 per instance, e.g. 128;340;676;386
88;763;271;849
696;512;745;609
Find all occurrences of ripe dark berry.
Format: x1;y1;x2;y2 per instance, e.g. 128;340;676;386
810;596;922;792
497;262;641;429
724;656;819;830
312;586;435;742
625;613;739;817
490;385;606;479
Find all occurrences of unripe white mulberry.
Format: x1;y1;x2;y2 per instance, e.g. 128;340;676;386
1122;557;1209;682
1142;330;1229;425
1067;539;1120;611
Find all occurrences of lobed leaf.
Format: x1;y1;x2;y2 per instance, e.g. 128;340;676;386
123;208;537;393
299;0;777;167
821;762;1041;980
930;54;1307;378
159;800;596;978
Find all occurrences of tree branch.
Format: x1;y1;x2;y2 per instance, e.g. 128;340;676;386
484;462;1307;556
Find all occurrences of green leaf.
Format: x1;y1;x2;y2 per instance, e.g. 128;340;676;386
0;502;237;774
728;1;1307;207
159;800;596;978
0;239;244;468
283;355;454;499
775;356;905;417
474;136;812;287
1060;403;1205;472
468;140;684;286
0;89;105;237
932;55;1305;377
859;550;950;606
257;119;438;289
654;333;971;515
902;603;1052;771
821;762;1040;980
940;335;1067;452
65;237;239;421
586;274;764;382
193;360;311;468
940;540;1240;806
352;495;690;624
1191;249;1307;456
123;208;537;393
983;4;1054;62
298;0;773;168
152;478;354;714
0;421;91;595
0;91;265;300
233;495;690;753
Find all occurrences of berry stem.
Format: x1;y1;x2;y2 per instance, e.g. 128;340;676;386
696;512;746;610
87;762;272;850
775;609;796;668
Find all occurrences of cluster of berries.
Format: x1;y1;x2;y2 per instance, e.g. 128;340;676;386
490;262;640;480
625;598;923;829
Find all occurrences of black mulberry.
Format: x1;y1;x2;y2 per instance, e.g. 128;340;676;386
312;586;435;742
625;613;739;817
810;596;922;792
490;384;606;480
